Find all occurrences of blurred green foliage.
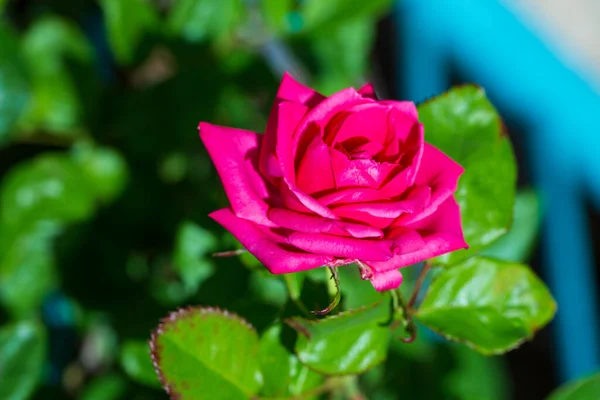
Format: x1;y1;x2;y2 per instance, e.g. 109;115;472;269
0;0;556;399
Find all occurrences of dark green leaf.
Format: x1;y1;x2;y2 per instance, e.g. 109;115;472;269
548;373;600;400
259;325;323;398
99;0;158;65
415;257;556;354
287;297;391;374
167;0;243;43
0;22;30;144
480;190;541;262
418;85;517;265
0;320;47;400
173;221;216;295
80;374;127;400
19;16;92;134
120;340;160;388
151;307;263;399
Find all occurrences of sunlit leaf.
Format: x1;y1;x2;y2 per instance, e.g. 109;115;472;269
548;373;600;400
0;320;47;400
418;85;517;265
416;257;556;354
151;307;263;399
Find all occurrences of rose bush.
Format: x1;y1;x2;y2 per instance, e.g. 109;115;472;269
199;73;468;291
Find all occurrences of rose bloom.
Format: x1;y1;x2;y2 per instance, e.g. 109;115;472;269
199;73;467;291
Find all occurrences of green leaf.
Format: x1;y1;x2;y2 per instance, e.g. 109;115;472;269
0;320;47;400
0;22;30;144
173;221;217;295
480;190;541;262
0;154;96;229
0;222;59;317
415;257;556;354
151;307;263;399
19;16;92;134
120;340;160;388
259;325;323;398
72;144;129;203
259;0;293;35
99;0;158;65
286;297;392;374
418;85;517;265
311;17;375;94
167;0;243;43
80;374;127;400
250;271;288;307
548;373;600;400
300;0;392;33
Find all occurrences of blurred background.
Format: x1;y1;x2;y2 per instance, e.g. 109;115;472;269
0;0;599;399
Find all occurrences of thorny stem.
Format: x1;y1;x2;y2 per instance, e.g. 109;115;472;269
394;288;418;343
212;249;247;257
311;267;341;315
408;262;432;310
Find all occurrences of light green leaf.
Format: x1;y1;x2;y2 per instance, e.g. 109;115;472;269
312;17;375;94
259;325;323;398
300;0;392;33
548;373;600;400
72;144;129;203
167;0;243;43
480;190;541;262
174;221;216;295
415;257;556;354
250;272;287;307
0;222;59;317
0;154;96;229
80;374;127;400
0;320;47;400
19;16;92;134
418;86;517;265
0;22;30;144
99;0;158;65
120;340;160;388
259;0;293;35
287;298;391;374
151;307;263;399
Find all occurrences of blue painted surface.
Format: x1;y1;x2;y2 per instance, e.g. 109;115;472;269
395;0;600;381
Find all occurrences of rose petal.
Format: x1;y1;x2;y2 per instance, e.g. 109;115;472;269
288;232;393;261
280;179;338;219
331;186;431;219
330;104;390;149
210;208;333;274
397;144;464;225
358;82;378;100
366;197;468;272
369;269;403;291
259;74;320;179
199;123;275;227
317;187;389;206
296;135;335;194
330;148;397;188
379;100;418;120
268;208;383;239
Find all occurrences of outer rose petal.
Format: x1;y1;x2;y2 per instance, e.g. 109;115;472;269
268;208;383;238
199;123;275;227
210;208;333;274
398;144;464;225
366;197;468;272
288;232;393;261
296;135;335;194
370;269;403;291
260;73;323;178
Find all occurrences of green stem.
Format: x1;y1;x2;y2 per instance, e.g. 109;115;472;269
392;288;418;343
283;274;312;318
408;262;432;310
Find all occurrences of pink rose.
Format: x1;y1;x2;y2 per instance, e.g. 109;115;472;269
199;73;467;291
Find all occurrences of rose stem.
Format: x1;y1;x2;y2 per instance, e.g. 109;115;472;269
392;287;418;343
212;249;247;257
311;267;341;315
407;262;432;310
